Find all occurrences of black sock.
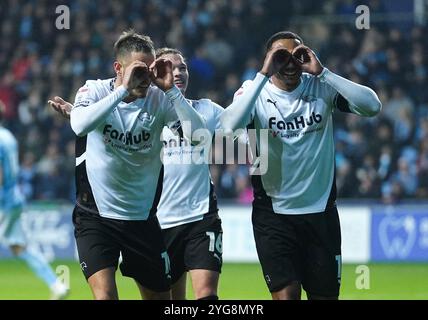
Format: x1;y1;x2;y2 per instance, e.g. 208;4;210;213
198;295;219;300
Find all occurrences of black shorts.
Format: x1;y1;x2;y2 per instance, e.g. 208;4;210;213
162;212;223;284
252;205;342;297
72;205;171;292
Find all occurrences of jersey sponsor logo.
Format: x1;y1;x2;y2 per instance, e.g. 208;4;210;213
268;112;322;131
102;124;150;145
163;137;191;149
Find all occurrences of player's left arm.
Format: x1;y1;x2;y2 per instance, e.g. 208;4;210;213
293;45;382;117
150;58;207;142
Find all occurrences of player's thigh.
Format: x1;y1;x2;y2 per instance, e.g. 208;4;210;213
119;214;171;293
72;206;121;280
0;205;26;248
162;224;187;286
300;206;342;298
184;213;223;275
252;206;302;293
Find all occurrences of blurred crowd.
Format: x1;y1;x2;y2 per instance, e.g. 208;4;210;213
0;0;426;204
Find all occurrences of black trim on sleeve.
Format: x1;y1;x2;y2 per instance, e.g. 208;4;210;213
75;135;87;158
207;180;219;214
251;175;274;211
334;93;352;113
149;165;164;217
326;168;337;210
247;120;274;210
75;135;98;212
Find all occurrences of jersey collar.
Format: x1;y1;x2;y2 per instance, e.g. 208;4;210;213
267;76;305;98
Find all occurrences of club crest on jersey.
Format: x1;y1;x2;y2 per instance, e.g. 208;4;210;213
137;112;154;131
301;94;318;103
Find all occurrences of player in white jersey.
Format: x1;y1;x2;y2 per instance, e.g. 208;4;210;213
49;48;224;300
155;48;223;300
0;103;69;299
221;31;381;300
67;30;207;300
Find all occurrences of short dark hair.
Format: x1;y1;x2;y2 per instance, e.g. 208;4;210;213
156;47;184;59
114;29;155;59
265;31;303;52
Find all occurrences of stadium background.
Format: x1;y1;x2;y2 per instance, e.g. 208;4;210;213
0;0;427;299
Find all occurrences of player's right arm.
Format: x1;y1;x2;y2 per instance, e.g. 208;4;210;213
70;61;146;136
48;97;72;119
292;44;381;117
220;47;287;133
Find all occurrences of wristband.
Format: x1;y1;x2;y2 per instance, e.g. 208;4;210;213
317;67;329;82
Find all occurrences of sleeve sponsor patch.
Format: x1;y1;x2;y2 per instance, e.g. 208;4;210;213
74;100;92;108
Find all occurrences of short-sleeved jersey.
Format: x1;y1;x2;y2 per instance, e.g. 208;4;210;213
73;78;177;220
157;99;223;229
236;73;345;215
0;126;24;210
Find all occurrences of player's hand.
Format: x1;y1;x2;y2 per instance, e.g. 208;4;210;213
48;96;72;119
149;58;174;92
260;47;291;77
122;61;149;91
291;45;324;76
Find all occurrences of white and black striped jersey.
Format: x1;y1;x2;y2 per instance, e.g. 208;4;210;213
73;78;177;221
157;99;223;229
236;73;351;215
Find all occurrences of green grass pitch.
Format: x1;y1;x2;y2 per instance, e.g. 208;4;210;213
0;260;427;300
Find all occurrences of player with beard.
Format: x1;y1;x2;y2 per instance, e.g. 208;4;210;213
221;31;381;300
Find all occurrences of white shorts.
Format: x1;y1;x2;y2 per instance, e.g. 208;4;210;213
0;205;26;246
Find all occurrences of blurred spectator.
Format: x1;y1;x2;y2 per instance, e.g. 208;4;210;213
18;151;37;200
0;0;426;205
